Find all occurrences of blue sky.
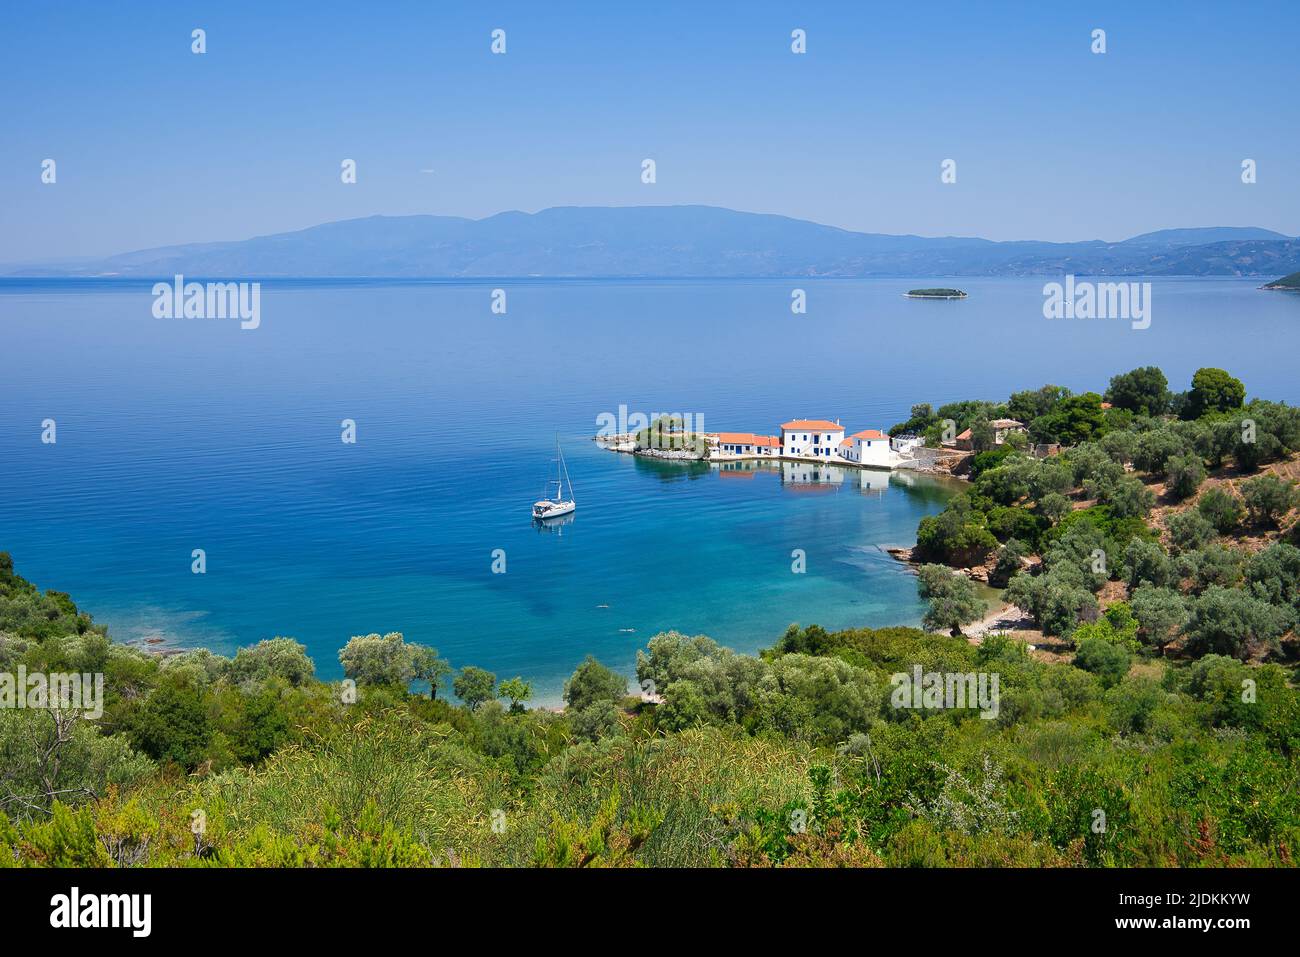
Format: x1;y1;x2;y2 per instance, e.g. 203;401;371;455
2;0;1297;260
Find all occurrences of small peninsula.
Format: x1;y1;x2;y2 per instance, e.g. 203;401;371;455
1261;270;1300;291
905;287;967;299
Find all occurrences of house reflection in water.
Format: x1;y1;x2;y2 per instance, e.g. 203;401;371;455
712;459;894;497
780;460;845;491
715;460;761;479
856;468;890;495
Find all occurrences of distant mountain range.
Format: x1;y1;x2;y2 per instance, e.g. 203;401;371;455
11;206;1300;279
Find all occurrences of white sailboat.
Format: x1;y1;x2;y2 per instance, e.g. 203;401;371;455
533;437;576;520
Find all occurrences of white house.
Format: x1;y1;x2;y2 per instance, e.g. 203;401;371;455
891;433;924;455
713;432;780;458
839;429;893;467
780;420;845;460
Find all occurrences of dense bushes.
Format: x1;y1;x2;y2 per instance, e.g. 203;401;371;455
913;367;1300;661
1;568;1296;868
915;497;997;565
1183;586;1293;659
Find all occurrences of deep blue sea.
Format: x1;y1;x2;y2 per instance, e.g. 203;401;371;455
2;277;1297;701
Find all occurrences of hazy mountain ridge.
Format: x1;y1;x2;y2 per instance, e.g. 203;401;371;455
11;206;1300;279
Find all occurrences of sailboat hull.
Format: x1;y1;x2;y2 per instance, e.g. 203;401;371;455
533;501;576;520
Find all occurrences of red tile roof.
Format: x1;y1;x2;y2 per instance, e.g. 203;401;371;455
781;420;843;432
717;432;779;447
849;429;887;440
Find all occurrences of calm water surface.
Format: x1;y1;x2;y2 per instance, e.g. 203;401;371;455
2;277;1296;700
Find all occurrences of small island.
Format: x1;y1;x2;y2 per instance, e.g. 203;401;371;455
905;287;967;299
1261;270;1300;291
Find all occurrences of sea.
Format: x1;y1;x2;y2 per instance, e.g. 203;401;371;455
2;276;1296;701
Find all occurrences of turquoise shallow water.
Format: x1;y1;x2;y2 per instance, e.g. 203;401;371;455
1;277;1297;701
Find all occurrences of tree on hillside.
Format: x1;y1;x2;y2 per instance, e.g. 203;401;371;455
1197;419;1240;468
1233;430;1282;472
338;632;447;696
1122;538;1174;590
888;403;938;437
1183;367;1245;419
563;656;628;712
1073;637;1131;688
1086;473;1155;519
1008;384;1071;424
1031;393;1107;446
409;645;452;699
1197;486;1243;533
916;564;986;636
1167;509;1217;554
1068;442;1125;489
228;637;315;687
1129;585;1189;653
1102;429;1140;466
1004;570;1099;638
1038;492;1072;525
338;632;414;686
498;676;533;713
1244;541;1300;609
1231;400;1300;472
453;666;498;710
1164;453;1206;500
1105;366;1169;417
935;400;1002;435
1072;602;1140;652
1241;474;1299;527
1132;429;1191;474
1183;543;1245;593
1;710;154;818
991;539;1027;586
125;678;212;768
915;496;997;566
1184;586;1292;659
968;411;996;453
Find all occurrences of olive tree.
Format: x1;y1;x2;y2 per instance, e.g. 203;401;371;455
563;656;628;712
453;665;498;710
1184;586;1292;659
1164;453;1206;501
1129;585;1189;653
228;637;315;687
1197;486;1243;533
1241;474;1299;527
916;564;986;636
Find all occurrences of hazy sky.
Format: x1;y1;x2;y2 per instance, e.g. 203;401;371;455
3;0;1297;261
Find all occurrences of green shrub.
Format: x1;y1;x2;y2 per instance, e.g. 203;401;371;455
1073;637;1132;688
1197;486;1243;533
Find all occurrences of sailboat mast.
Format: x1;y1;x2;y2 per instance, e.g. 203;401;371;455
556;434;574;501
